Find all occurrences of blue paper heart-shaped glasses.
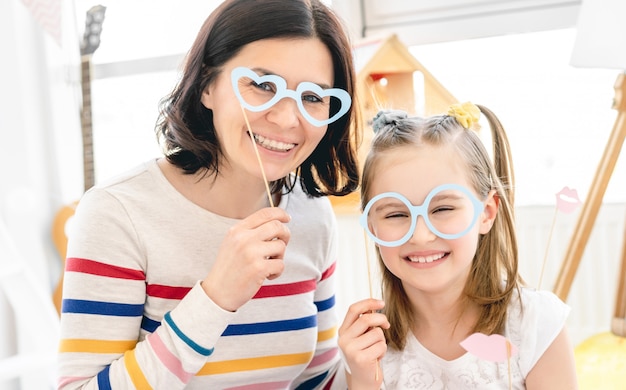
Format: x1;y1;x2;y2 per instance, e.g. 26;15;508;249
231;66;351;127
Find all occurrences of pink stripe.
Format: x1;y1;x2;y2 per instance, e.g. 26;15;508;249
307;348;338;368
147;332;193;383
58;376;89;388
225;381;292;390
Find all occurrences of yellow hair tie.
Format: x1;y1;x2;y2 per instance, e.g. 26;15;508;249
448;102;481;129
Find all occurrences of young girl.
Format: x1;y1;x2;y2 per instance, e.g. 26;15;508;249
58;0;360;388
338;103;578;389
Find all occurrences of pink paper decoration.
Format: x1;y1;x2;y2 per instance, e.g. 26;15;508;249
460;332;518;363
555;186;582;214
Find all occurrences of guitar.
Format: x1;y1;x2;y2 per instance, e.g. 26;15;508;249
52;5;106;315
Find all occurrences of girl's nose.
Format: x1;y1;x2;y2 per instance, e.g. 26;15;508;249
265;98;300;128
408;216;437;244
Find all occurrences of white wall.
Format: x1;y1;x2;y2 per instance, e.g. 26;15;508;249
0;0;81;388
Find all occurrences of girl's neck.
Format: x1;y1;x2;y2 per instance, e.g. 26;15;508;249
410;289;474;330
407;286;482;360
158;158;276;219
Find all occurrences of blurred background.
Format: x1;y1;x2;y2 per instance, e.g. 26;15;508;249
1;0;625;388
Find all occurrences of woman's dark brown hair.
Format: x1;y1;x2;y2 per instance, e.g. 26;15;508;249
155;0;360;197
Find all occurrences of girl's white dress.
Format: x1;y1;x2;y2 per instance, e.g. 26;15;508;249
381;288;570;389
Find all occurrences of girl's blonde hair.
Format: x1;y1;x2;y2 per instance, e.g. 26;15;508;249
361;105;521;350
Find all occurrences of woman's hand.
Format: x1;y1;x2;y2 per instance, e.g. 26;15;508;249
338;298;389;389
201;207;291;312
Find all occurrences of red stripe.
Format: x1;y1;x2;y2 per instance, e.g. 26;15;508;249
253;279;316;299
323;374;334;390
320;262;336;281
65;258;145;280
146;284;191;300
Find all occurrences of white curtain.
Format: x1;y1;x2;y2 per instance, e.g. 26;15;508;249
0;0;82;388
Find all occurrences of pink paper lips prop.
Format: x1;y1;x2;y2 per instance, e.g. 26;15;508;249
555;186;582;214
460;333;519;363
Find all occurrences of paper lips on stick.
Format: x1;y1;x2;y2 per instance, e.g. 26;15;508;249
555;186;582;214
460;332;519;363
537;186;583;289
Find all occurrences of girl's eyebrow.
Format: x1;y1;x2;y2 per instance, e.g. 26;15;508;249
372;199;406;213
431;193;464;202
249;67;332;89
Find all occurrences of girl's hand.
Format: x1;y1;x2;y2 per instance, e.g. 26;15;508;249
201;207;291;311
338;298;389;389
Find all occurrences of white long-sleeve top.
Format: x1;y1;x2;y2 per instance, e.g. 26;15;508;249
57;159;347;389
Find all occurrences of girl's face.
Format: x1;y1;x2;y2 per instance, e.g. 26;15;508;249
368;145;498;296
201;37;335;182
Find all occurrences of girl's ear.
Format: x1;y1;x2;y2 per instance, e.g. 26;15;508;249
479;190;499;234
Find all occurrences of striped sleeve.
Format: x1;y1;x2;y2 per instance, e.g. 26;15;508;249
57;189;236;390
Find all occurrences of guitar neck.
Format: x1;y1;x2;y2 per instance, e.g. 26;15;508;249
80;55;95;192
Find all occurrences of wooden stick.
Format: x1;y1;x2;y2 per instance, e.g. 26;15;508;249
553;73;626;301
362;230;380;381
611;219;626;337
506;339;512;390
537;208;558;290
240;105;274;208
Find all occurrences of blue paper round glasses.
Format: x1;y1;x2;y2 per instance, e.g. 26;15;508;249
360;183;486;247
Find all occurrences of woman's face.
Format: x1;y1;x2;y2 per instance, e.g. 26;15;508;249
201;37;336;182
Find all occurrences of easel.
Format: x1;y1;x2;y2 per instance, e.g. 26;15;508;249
553;73;626;336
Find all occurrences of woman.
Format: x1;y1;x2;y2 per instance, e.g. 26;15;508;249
58;0;360;388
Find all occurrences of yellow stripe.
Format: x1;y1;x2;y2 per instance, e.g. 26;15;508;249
197;352;313;375
124;349;152;390
317;326;337;342
59;339;137;353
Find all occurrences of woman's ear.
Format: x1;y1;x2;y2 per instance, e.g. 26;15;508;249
479;190;499;234
200;85;213;110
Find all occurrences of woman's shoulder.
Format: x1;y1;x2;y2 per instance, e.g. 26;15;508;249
282;178;335;218
92;159;160;191
77;159;167;212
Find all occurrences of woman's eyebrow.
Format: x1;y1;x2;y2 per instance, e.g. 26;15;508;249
249;67;332;89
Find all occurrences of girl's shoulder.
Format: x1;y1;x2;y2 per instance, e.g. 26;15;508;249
509;287;570;323
507;287;571;376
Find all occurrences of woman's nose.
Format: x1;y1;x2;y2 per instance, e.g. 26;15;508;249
265;97;300;128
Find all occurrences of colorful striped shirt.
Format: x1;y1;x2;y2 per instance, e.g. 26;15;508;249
57;159;347;389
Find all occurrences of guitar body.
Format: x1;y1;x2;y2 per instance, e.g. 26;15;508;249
51;201;77;313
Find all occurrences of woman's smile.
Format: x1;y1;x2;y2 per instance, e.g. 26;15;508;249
251;131;297;152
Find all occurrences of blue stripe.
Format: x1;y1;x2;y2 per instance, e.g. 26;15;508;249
222;315;317;336
295;370;328;389
315;295;335;312
97;365;111;390
141;315;160;333
164;312;214;356
62;299;143;317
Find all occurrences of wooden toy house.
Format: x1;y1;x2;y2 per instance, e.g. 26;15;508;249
330;34;458;214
